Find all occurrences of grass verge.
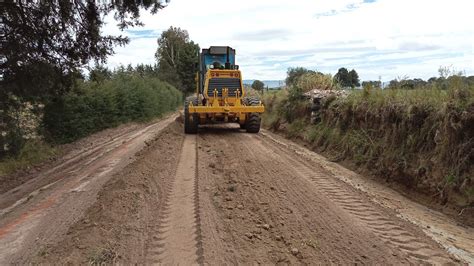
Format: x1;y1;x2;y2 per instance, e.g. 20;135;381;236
262;84;474;223
0;139;57;177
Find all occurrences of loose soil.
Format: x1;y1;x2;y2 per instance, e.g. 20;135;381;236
0;119;472;264
0;114;178;264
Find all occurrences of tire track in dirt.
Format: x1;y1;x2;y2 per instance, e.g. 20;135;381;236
262;130;474;264
0;122;139;195
197;127;406;264
0;118;175;223
5;121;464;264
0;116;175;212
237;134;402;263
237;136;358;262
0;115;178;264
293;166;450;263
196;132;243;264
27;121;185;264
255;133;456;264
144;135;202;265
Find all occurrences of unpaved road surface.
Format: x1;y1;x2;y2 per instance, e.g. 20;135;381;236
0;119;473;264
0;114;178;264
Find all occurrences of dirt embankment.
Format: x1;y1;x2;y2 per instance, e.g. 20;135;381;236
263;91;474;226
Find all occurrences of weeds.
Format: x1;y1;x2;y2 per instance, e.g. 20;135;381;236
445;173;456;185
88;246;117;265
287;119;307;138
262;79;474;207
0;139;57;176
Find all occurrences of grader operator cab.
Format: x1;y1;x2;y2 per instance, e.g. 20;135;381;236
184;46;265;134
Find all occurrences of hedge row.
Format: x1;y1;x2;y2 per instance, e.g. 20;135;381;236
44;74;182;143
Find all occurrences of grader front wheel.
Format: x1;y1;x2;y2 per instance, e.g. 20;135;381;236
184;99;199;134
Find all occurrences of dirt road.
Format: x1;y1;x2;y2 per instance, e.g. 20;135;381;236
0;114;178;264
0;119;472;264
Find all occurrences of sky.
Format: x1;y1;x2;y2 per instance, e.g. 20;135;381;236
103;0;474;82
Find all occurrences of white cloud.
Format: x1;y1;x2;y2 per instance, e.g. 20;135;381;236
104;0;474;81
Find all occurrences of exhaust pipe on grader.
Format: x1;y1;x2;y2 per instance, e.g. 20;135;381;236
184;46;264;134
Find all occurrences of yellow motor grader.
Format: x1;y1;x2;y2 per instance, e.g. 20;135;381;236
184;46;264;134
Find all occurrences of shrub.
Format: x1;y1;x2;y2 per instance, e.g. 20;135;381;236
0;96;44;157
0;139;57;176
296;72;339;92
44;74;182;143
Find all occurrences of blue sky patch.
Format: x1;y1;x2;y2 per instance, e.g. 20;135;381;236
126;29;159;39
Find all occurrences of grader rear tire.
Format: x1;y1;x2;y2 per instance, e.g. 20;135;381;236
246;113;261;133
184;99;199;134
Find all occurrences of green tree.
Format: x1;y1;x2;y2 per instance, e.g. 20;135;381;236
285;67;315;87
335;68;360;88
1;0;167;101
334;68;351;87
155;27;199;94
126;64;134;73
387;79;400;89
349;69;360;88
89;65;112;83
251;80;265;92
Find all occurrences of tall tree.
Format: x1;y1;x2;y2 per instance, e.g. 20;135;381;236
155;27;199;94
334;67;351;87
251;80;265;92
1;0;167;101
335;68;360;88
89;65;112;83
285;67;314;87
349;69;360;88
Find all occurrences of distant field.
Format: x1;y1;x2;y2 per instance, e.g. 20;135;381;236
243;80;285;88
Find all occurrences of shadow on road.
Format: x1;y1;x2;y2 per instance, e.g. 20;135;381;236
197;123;242;135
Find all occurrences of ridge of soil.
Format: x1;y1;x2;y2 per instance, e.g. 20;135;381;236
272;128;474;227
34;121;185;264
0;118;169;194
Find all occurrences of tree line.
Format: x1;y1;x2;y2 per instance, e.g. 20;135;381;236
44;67;182;143
283;67;360;88
1;1;201;159
0;0;198;104
384;76;474;90
280;66;474;91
